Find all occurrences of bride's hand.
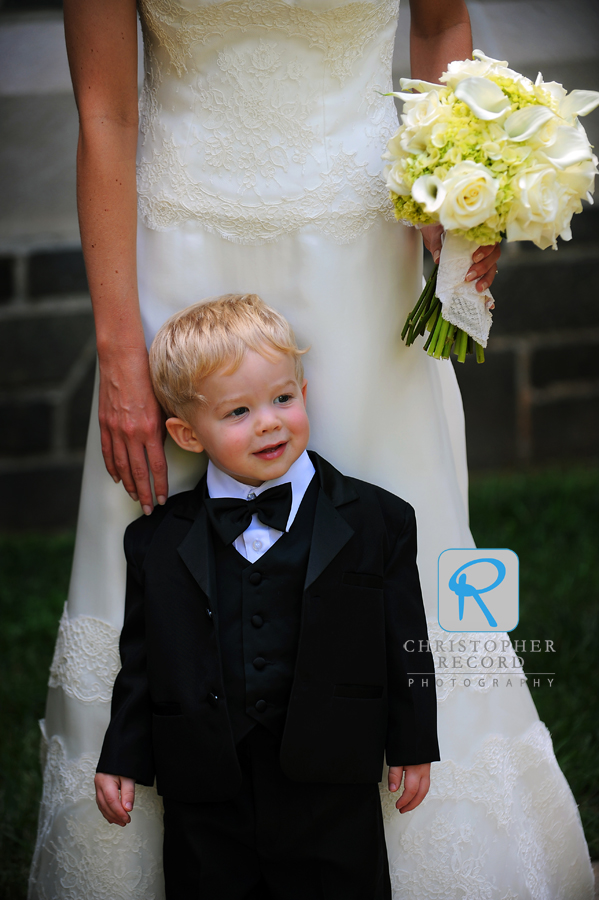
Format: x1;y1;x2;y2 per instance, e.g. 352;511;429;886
98;349;168;515
420;224;501;292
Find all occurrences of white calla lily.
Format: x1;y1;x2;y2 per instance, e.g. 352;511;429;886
559;90;599;120
454;77;511;120
412;175;447;213
541;126;593;169
398;78;443;94
504;106;555;141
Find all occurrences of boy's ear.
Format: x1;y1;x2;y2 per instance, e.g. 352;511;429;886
166;417;205;454
301;378;307;405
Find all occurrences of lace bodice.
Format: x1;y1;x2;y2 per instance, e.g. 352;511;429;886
137;0;399;243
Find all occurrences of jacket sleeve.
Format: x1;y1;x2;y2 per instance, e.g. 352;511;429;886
384;502;440;767
96;524;155;785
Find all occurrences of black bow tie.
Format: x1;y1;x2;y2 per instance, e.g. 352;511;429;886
205;482;293;545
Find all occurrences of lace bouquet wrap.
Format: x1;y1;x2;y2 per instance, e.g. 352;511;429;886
383;50;599;363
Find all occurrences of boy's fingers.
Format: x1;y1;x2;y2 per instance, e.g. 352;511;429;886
95;775;131;825
397;777;430;813
396;774;431;813
120;777;136;812
388;765;403;792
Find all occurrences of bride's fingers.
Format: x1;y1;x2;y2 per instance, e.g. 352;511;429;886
111;434;140;502
126;439;155;515
420;224;444;264
465;243;501;291
99;423;121;486
146;432;168;506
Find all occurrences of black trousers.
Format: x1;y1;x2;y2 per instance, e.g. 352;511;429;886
162;726;391;900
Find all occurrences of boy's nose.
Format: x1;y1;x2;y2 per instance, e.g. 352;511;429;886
256;408;281;433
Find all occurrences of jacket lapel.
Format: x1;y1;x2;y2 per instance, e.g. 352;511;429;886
305;452;359;589
176;477;218;609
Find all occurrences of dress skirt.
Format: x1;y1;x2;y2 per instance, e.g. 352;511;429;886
28;216;594;900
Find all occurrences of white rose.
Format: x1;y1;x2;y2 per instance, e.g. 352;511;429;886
438;161;499;230
385;160;411;196
506;165;562;248
403;90;446;130
382;130;408;163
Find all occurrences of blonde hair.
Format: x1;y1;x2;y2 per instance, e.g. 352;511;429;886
149;293;307;418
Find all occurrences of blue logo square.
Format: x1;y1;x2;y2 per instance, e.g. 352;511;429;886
438;549;519;632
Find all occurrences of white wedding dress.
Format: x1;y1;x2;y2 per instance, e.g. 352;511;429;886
29;1;594;898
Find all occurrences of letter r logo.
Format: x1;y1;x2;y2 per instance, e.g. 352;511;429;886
438;549;519;632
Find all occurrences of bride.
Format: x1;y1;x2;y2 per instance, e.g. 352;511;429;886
29;0;593;898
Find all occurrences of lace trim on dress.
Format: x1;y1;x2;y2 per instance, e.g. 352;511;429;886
425;618;525;702
380;721;594;900
48;605;120;703
28;729;164;900
137;140;396;243
136;0;399;242
138;0;398;82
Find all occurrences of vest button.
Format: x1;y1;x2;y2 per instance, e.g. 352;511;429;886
249;571;262;585
206;692;218;709
253;657;266;670
251;615;263;628
255;699;267;713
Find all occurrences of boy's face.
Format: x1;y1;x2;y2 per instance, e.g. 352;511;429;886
166;348;309;487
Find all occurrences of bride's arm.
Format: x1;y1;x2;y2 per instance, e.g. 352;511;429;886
408;0;500;292
64;0;168;514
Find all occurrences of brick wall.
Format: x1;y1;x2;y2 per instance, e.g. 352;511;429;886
0;242;95;529
453;208;599;470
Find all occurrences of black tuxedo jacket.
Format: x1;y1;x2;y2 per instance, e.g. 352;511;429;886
97;452;439;802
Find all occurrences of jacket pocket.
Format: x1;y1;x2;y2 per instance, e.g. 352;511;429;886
333;684;384;699
152;700;182;716
342;572;384;590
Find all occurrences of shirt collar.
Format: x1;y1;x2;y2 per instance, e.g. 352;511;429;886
206;450;315;531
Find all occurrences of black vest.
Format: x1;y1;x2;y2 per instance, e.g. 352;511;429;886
213;475;319;744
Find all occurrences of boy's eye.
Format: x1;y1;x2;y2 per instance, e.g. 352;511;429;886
275;394;292;404
228;407;248;418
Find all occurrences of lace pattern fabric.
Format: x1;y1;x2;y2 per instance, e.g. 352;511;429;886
137;0;399;242
380;721;594;900
28;730;165;900
48;604;120;704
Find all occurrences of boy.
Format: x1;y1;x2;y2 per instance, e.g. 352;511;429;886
95;294;439;899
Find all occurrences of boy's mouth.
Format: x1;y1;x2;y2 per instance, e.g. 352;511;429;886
253;441;287;460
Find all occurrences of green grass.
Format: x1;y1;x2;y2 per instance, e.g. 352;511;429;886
469;466;599;858
0;467;597;898
0;535;74;900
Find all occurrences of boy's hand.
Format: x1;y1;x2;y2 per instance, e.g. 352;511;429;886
388;763;431;813
94;772;136;826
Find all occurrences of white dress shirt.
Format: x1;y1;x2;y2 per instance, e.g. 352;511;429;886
206;450;316;563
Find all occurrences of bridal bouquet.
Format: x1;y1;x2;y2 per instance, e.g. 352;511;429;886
383;50;599;362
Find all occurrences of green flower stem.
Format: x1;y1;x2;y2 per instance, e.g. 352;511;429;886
400;263;487;364
442;324;456;359
456;328;468;363
433;317;451;359
402;265;438;345
425;309;444;354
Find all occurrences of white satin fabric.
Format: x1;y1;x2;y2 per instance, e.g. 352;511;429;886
30;1;593;898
